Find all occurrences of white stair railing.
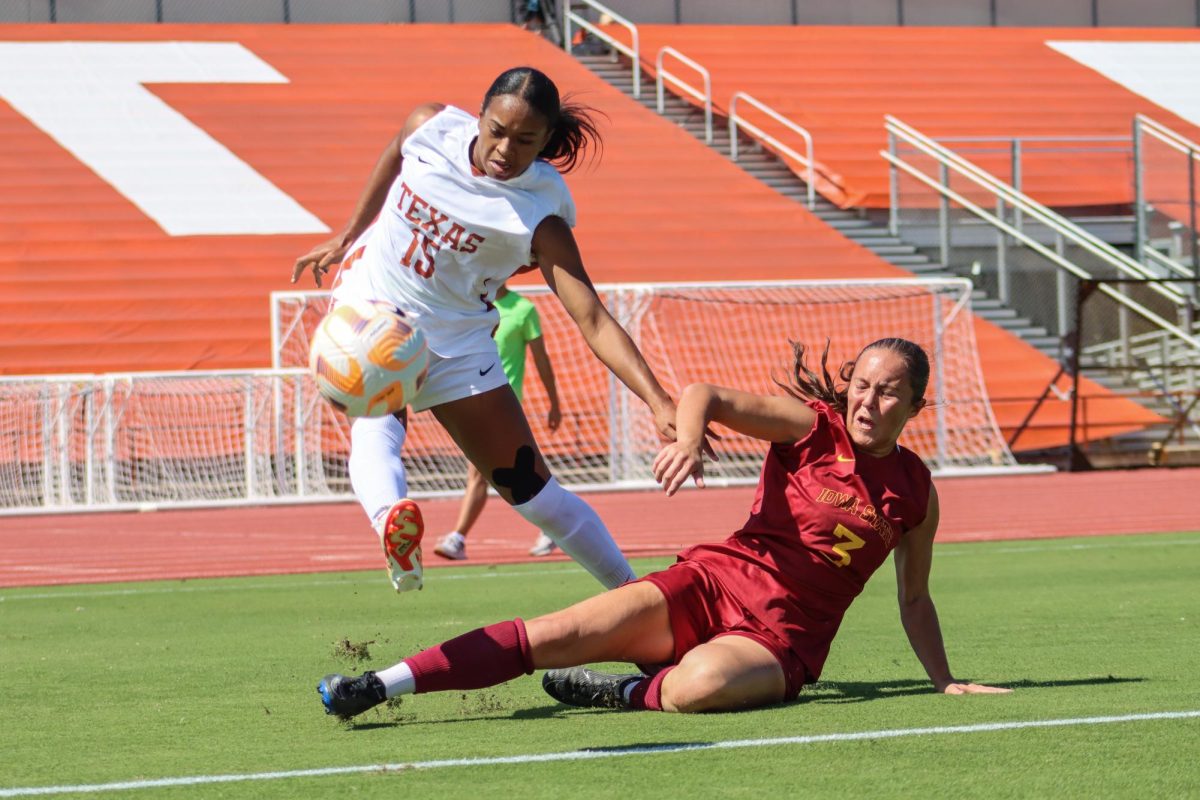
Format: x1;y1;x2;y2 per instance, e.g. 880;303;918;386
884;116;1199;361
729;92;815;209
655;46;712;145
563;0;640;98
1134;114;1200;278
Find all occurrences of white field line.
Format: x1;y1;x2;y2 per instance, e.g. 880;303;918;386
1;534;1197;602
1;710;1197;798
0;567;587;602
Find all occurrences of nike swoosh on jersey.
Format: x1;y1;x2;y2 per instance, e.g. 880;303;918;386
479;364;496;376
836;455;855;463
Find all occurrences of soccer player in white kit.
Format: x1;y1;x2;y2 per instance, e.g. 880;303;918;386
292;67;689;593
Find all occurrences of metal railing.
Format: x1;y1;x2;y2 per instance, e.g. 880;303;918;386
1134;114;1200;283
933;135;1130;190
655;46;712;145
1085;312;1200;396
1143;245;1196;280
883;115;1200;357
563;0;640;98
729;92;815;209
931;134;1130;238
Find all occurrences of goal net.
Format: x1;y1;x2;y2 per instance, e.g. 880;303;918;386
1;279;1015;513
273;278;1014;486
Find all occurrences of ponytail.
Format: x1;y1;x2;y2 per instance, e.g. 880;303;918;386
775;337;931;412
775;339;852;414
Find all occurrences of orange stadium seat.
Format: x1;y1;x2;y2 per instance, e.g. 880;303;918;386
631;25;1200;209
0;23;1161;450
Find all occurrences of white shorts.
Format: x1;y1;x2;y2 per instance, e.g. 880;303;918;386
409;347;508;413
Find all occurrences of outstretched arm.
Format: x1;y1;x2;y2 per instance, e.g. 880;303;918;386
292;103;445;287
527;336;562;432
534;216;677;438
894;486;1011;695
653;383;817;496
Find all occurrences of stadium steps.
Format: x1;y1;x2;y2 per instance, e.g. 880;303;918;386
621;25;1200;210
1076;316;1200;466
577;55;1060;358
576;51;1181;461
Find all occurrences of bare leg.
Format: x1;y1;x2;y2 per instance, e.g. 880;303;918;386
659;636;787;712
527;581;674;668
432;386;633;588
431;386;550;505
452;462;489;537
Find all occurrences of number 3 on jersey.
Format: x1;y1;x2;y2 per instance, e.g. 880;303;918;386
822;523;866;568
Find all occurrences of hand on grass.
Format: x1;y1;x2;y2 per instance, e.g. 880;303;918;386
939;682;1012;695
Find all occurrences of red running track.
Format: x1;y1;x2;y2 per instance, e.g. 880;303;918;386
1;468;1197;588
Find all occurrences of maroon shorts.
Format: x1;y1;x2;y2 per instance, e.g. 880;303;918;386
639;560;809;700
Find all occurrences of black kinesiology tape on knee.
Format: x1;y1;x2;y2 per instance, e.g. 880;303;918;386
492;445;547;505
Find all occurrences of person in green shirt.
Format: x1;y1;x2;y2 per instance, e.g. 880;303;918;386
434;283;562;560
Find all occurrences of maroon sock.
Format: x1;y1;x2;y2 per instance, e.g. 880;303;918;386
628;665;675;711
404;618;534;694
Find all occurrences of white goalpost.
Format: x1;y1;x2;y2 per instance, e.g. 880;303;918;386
0;278;1020;514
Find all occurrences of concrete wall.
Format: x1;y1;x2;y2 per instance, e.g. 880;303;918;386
14;0;516;24
595;0;1198;27
0;0;51;21
6;0;1197;26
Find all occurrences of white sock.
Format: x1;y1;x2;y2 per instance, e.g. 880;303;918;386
512;477;635;589
349;415;408;523
376;661;416;698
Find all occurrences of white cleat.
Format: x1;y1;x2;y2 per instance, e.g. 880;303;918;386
433;531;467;561
374;498;424;592
529;532;557;557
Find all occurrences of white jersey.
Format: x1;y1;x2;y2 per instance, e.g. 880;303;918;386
332;105;576;358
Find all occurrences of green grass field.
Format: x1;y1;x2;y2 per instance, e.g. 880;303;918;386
2;531;1198;798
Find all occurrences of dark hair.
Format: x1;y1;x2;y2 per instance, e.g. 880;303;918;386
775;338;930;414
481;66;603;173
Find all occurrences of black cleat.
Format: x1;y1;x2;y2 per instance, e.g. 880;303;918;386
317;671;387;719
541;667;642;709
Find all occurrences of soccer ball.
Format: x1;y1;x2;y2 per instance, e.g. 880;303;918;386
308;299;429;418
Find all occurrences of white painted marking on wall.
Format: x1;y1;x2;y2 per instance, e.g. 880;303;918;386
1047;41;1200;127
0;42;329;235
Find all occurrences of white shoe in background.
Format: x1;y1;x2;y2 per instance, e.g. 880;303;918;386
529;532;557;557
433;531;468;561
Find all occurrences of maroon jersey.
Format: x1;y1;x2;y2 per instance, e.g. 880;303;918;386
680;400;932;680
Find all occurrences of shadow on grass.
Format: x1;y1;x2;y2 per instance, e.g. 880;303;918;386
800;675;1145;704
338;702;574;731
335;675;1149;729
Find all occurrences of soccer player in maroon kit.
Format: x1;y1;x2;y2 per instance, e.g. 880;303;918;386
318;337;1010;718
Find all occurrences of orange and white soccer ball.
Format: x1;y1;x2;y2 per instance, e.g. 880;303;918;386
308;299;429;417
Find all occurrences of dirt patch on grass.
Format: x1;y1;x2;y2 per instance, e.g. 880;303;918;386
332;637;375;663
